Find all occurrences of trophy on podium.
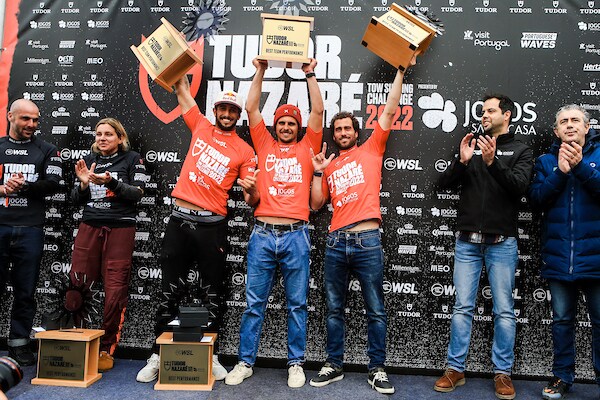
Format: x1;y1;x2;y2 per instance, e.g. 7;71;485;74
257;13;314;69
362;3;444;71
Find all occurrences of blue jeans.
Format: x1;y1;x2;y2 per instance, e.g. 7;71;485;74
549;279;600;385
324;228;387;370
0;225;44;346
238;223;310;366
447;237;517;375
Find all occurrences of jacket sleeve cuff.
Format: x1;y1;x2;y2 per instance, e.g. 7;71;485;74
105;178;119;191
571;160;592;180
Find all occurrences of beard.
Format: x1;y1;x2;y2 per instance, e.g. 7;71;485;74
215;118;236;131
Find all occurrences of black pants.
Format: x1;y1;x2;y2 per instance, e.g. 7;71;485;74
154;215;228;351
0;225;44;347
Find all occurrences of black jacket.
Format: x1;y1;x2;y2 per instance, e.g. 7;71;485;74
71;150;148;227
438;132;533;237
0;135;62;226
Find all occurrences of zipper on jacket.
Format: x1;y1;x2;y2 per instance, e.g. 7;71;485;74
569;183;574;274
478;158;487;234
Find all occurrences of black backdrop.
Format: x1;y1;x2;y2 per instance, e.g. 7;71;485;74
1;0;599;380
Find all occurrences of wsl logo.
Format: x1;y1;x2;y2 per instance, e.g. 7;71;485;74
60;148;91;161
145;150;181;163
383;158;423;171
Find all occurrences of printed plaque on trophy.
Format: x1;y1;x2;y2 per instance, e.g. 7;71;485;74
130;17;203;93
258;13;314;69
154;332;217;391
31;329;104;388
361;3;443;71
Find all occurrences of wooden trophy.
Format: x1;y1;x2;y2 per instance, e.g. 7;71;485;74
258;13;314;69
154;332;217;391
131;17;203;92
31;329;104;388
361;3;442;71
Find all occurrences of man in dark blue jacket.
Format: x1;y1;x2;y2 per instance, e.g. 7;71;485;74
529;104;600;400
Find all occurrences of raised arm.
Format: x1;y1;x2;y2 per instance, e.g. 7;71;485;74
246;58;267;128
378;69;405;131
174;75;197;115
302;58;324;133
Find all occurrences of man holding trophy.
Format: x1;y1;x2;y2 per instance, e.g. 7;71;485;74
225;57;324;389
307;54;416;394
136;74;259;383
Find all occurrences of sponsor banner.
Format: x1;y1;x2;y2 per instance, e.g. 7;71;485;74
0;0;596;381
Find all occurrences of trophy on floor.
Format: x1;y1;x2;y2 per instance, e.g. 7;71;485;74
361;3;444;71
257;13;314;68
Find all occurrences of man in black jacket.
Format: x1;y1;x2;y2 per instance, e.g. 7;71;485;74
433;94;533;400
0;99;62;365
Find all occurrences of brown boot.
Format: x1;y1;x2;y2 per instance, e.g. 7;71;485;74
494;373;515;400
98;351;114;372
434;368;465;392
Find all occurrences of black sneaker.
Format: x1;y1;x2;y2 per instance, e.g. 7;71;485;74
309;362;344;387
8;344;36;366
368;367;395;394
542;376;570;399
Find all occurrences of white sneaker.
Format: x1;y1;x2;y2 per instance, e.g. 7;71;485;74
136;353;160;383
288;364;306;388
212;355;228;381
225;361;253;385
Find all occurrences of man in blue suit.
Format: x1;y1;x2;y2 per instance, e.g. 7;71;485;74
529;104;600;400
